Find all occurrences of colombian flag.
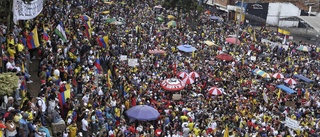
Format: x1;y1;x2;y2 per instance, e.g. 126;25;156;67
84;21;92;39
80;15;91;21
26;27;40;49
58;84;71;106
96;36;108;48
43;25;49;41
20;80;26;98
95;58;102;73
107;69;112;88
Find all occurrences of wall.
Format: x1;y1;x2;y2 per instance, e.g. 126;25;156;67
266;3;301;27
214;0;229;7
245;3;269;26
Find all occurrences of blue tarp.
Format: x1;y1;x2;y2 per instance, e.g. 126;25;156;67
293;74;313;83
276;85;297;94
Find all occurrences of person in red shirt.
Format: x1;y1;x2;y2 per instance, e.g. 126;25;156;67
128;124;136;134
155;126;162;137
131;95;136;106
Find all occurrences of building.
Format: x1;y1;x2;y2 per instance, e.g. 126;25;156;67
205;0;320;27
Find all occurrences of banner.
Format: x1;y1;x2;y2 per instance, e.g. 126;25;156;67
12;0;44;24
285;117;300;130
128;59;138;67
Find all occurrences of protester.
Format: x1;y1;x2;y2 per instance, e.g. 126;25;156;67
0;0;320;137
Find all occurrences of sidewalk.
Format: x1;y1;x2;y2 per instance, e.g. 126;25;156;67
262;26;319;45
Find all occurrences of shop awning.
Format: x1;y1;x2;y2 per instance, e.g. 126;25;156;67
280;16;320;33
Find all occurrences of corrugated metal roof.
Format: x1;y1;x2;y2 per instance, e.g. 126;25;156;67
298;16;320;33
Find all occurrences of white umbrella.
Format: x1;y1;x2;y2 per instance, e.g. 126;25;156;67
189;72;200;79
284;78;297;85
208;87;222;95
273;73;284;79
182;76;195;84
177;72;188;79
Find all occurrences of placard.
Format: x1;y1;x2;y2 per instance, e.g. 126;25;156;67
285;101;295;108
13;0;44;24
262;92;268;103
285;117;300;130
120;55;127;61
250;56;256;61
172;94;182;100
128;59;138;66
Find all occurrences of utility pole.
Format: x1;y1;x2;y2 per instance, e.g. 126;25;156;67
276;3;281;34
234;0;244;53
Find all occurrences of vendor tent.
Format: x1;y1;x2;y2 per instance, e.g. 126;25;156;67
276;85;296;94
293;74;313;83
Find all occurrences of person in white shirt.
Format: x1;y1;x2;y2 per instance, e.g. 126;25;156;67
6;58;15;71
82;92;89;105
5;120;17;137
136;124;143;133
37;96;47;126
108;129;114;136
81;117;89;137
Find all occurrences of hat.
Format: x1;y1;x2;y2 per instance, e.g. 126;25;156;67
7;107;15;112
22;113;29;118
8;97;14;100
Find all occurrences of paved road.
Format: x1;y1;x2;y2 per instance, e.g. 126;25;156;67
264;27;319;45
27;57;40;97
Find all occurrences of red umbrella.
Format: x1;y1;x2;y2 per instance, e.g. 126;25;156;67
284;78;297;85
161;78;185;91
208;87;222;95
189;71;200;79
148;50;166;54
216;53;233;61
273;73;284;79
177;72;188;79
182;76;195;84
226;37;241;45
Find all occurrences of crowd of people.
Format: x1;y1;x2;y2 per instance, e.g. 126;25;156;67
0;0;320;137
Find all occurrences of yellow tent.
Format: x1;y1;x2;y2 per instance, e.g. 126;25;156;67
204;40;216;46
167;15;175;19
101;11;110;14
104;2;114;4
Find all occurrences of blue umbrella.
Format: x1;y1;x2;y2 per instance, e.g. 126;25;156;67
209;16;221;20
177;44;197;52
126;105;160;121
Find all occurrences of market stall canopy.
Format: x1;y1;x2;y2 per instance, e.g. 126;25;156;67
225;37;240;45
104;1;114;4
126;105;160;121
177;44;197;53
148;49;165;54
167;15;175;19
167;20;177;27
110;21;123;25
101;11;110;14
253;69;271;79
154;5;163;9
215;53;233;61
204;40;217;46
296;45;312;52
293;74;314;83
209;16;221;20
276;85;296;94
106;18;116;23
